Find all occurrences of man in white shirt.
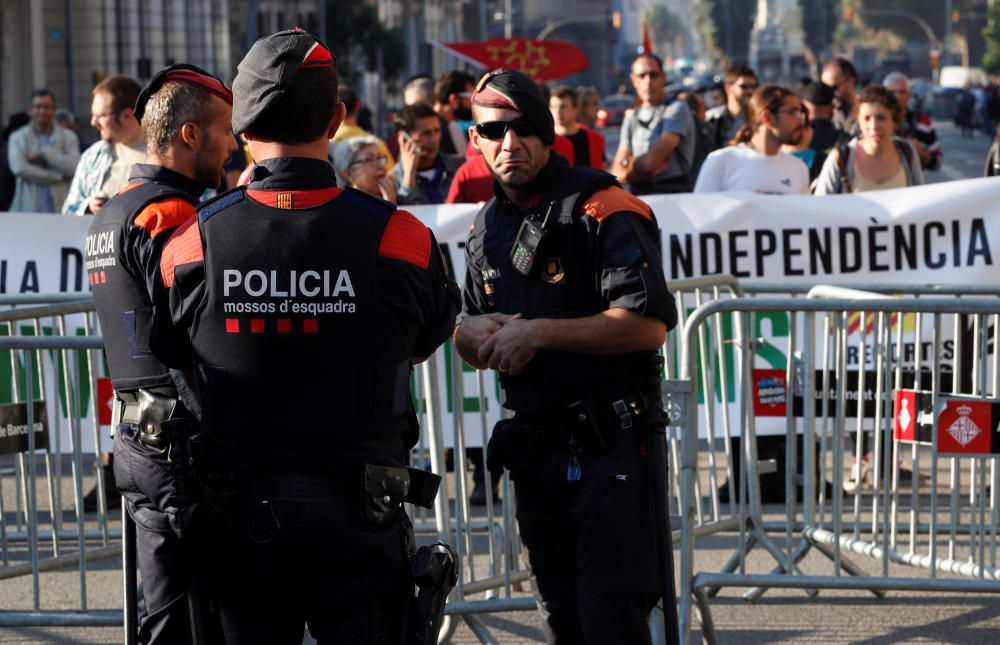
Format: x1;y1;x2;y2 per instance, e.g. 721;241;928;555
694;85;809;195
63;75;146;215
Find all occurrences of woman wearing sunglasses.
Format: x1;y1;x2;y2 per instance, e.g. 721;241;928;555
332;135;397;203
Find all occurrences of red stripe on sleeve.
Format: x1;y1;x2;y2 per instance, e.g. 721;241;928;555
159;218;204;288
378;210;432;269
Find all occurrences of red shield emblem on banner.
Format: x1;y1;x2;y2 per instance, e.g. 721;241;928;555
937;399;992;455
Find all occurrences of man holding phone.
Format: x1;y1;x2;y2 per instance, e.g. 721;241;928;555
394;103;456;205
63;75;146;215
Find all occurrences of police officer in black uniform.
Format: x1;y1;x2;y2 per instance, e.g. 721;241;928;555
84;65;236;643
454;69;678;644
150;29;460;644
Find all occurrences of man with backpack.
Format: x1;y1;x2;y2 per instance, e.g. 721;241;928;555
611;53;700;193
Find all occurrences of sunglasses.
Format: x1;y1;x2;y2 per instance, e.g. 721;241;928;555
474;116;537;140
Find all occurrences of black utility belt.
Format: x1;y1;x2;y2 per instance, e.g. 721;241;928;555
202;464;441;531
520;388;647;455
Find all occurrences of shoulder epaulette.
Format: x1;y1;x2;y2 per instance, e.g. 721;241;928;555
581;186;652;222
197;187;246;223
340;186;395;221
379;209;432;269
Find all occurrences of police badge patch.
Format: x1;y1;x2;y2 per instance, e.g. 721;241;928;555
541;257;565;284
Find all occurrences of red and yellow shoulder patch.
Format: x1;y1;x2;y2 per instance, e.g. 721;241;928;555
134;197;197;239
378;210;432;269
159;217;204;288
581;187;652;223
246;187;342;209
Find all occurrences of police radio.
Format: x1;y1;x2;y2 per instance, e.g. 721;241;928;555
510;201;557;277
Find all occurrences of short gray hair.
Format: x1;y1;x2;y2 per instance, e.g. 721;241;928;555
882;72;910;89
404;77;435;106
332;135;379;173
141;81;217;155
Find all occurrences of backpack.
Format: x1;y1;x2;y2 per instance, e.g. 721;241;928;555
677;115;712;190
834;139;917;193
645;102;710;193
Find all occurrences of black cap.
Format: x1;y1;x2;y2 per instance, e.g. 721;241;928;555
803;81;834;107
472;69;555;146
231;28;338;135
134;64;233;122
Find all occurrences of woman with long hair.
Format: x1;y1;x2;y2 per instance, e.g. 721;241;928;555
813;85;924;194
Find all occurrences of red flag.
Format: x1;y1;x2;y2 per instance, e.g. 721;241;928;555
642;24;653;55
441;39;589;81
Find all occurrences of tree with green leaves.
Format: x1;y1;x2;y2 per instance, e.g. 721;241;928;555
709;0;756;62
644;3;688;57
983;1;1000;73
799;0;837;57
324;0;407;86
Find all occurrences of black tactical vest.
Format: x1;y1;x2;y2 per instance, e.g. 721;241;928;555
186;188;418;457
468;164;651;414
86;181;196;392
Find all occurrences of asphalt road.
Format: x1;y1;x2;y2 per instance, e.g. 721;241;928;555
6;464;1000;644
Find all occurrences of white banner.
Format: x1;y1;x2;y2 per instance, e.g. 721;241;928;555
4;178;1000;447
406;179;1000;442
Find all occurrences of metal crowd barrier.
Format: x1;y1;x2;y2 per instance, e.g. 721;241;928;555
410;340;535;643
0;295;120;628
668;292;1000;644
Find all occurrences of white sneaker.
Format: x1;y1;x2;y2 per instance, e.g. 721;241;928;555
843;457;873;494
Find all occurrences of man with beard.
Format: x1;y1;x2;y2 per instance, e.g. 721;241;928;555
455;68;676;643
84;64;236;643
705;64;758;149
395;102;456;205
694;85;809;195
434;70;477;162
821;57;860;140
63;75;146;215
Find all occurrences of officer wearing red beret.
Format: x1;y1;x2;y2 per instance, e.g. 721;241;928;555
85;64;236;643
150;29;460;643
455;68;677;644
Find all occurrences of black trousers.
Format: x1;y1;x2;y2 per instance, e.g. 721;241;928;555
114;426;197;645
512;427;661;644
209;476;413;645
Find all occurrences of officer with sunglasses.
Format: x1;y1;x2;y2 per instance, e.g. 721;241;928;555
455;68;677;644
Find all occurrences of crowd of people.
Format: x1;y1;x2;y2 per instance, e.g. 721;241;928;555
1;53;986;219
328;54;950;207
6;29;1000;645
0;51;992;508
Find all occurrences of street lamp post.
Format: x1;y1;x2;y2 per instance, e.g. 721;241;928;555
536;14;616;40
